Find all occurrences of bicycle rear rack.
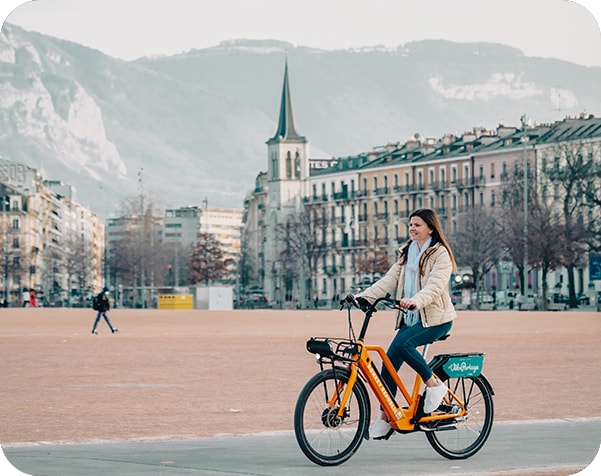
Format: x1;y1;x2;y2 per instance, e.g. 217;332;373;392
306;337;362;363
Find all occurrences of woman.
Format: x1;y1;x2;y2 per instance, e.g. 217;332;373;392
355;208;457;440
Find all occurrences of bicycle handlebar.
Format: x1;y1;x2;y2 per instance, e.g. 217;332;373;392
340;293;415;342
340;293;415;313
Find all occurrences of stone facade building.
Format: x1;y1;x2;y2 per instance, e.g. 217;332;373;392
242;64;601;309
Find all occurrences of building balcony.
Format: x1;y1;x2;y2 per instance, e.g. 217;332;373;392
332;191;349;201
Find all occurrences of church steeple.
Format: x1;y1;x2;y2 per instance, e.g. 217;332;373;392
269;61;305;142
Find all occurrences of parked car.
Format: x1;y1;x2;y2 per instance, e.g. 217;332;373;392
237;291;271;309
597;292;601;312
576;293;590;306
552;293;569;304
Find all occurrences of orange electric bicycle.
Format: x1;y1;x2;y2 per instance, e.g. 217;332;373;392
294;294;494;466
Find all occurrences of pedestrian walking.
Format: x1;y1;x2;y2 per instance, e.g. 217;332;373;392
22;288;30;307
91;286;118;335
29;289;37;307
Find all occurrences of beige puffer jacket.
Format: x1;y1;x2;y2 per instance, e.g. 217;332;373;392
357;242;456;329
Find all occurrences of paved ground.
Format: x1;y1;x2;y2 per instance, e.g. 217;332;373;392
1;307;600;475
4;419;601;475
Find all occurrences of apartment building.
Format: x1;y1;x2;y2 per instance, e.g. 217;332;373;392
0;158;104;306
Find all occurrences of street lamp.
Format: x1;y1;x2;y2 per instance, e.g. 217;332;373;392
202;197;209;286
521;114;530;296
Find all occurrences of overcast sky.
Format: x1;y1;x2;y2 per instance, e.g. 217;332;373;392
1;0;600;67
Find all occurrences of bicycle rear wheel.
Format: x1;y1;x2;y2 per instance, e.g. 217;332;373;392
425;375;494;459
294;367;370;466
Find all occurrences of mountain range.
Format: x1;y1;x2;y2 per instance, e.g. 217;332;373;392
1;23;600;219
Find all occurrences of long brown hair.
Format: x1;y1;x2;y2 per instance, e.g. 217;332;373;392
399;208;457;272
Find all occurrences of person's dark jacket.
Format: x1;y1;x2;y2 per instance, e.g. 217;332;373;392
97;292;110;312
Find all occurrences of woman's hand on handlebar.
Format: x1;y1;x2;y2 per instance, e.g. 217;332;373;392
340;294;371;311
398;297;417;311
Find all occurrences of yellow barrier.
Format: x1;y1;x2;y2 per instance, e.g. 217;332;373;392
157;294;193;310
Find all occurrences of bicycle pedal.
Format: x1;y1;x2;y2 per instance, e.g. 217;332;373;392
371;428;394;441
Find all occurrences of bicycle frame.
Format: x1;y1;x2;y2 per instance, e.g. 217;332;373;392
345;342;467;432
325;297;467;433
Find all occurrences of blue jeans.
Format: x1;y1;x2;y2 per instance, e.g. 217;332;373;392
381;320;453;397
92;311;114;331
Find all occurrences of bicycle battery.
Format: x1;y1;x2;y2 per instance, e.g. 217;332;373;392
429;353;484;379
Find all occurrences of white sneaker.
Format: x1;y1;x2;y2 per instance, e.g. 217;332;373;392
369;417;392;440
423;383;448;413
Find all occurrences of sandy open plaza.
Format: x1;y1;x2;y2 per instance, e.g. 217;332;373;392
0;307;600;450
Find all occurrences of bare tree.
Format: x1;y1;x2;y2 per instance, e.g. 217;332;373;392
527;191;564;309
579;147;601;253
276;208;317;308
356;246;390;279
497;162;536;297
453;207;501;308
108;193;168;307
62;233;94;306
542;140;595;307
188;232;228;284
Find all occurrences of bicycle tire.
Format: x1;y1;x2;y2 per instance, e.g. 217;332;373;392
294;367;370;466
425;374;494;459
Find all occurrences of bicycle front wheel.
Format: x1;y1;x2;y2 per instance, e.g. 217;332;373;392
426;374;494;459
294;367;370;466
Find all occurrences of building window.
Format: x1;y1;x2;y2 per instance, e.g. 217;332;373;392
286;151;292;179
271;153;278;180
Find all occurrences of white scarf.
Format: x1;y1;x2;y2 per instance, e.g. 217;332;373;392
403;237;431;326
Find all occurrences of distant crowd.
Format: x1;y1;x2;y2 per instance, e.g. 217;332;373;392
0;288;38;308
